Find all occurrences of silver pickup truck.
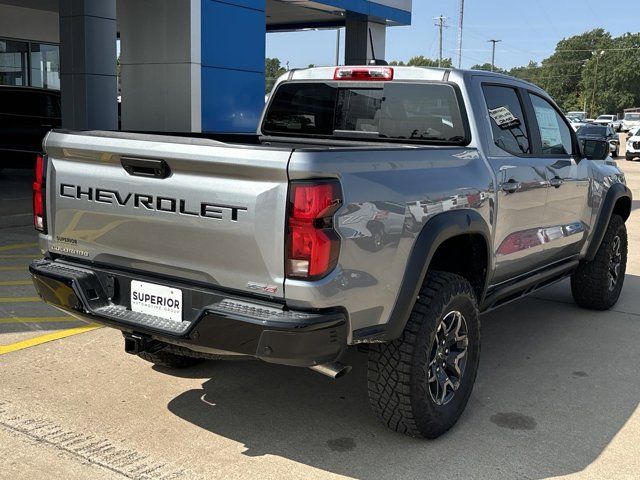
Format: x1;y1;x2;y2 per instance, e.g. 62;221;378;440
30;66;632;438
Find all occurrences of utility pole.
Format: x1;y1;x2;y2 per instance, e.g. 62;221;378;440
434;15;447;68
488;39;502;72
456;0;465;68
590;50;605;117
335;28;340;66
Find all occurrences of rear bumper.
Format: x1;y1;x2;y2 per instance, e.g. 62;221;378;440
29;259;347;367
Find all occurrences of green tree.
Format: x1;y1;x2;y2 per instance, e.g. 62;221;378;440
390;56;452;67
578;32;640;115
265;58;287;93
509;61;542;85
470;62;508;74
534;29;612;113
409;55;453;67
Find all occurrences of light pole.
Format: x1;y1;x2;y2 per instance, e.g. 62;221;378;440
590;50;605;118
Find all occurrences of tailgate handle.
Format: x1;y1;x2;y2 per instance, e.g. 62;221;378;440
121;157;171;179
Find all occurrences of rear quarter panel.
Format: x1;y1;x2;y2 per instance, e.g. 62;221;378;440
286;146;495;340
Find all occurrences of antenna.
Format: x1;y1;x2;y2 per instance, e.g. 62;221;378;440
369;28;376;61
367;27;388;65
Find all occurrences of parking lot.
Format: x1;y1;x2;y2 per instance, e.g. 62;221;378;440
1;139;639;480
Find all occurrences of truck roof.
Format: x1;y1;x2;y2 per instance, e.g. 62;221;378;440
277;65;540;90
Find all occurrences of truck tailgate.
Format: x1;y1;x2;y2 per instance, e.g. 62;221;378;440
43;131;291;298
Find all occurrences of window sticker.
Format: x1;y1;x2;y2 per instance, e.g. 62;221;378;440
489;106;521;130
533;104;562;150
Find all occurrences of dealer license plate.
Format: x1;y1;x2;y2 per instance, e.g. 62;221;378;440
130;280;183;322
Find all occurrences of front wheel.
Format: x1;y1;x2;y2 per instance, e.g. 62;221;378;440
367;271;480;438
571;214;627;310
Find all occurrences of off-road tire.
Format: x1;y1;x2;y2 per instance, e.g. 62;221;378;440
367;271;480;438
138;348;205;368
571;214;627;310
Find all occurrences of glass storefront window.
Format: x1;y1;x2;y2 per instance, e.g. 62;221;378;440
0;39;60;90
30;43;60;90
0;39;29;86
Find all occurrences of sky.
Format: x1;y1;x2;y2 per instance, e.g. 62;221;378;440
266;0;638;70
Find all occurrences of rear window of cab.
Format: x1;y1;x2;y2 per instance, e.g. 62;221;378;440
262;81;469;145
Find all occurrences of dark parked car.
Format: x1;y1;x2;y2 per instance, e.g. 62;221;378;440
0;86;61;170
576;123;620;157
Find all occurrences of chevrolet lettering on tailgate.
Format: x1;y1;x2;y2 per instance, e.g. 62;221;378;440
59;183;247;221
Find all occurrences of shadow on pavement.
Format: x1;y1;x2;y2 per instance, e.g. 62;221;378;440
167;275;640;479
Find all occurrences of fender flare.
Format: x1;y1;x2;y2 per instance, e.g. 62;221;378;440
586;183;632;262
353;210;491;343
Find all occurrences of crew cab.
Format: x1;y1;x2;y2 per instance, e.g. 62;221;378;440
30;66;631;439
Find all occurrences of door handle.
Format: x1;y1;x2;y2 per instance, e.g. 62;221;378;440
549;177;564;188
121;157;171;179
501;181;521;193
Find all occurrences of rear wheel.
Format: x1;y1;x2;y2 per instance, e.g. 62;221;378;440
367;271;480;438
571;214;627;310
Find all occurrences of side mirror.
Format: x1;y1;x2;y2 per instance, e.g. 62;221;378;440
581;139;609;160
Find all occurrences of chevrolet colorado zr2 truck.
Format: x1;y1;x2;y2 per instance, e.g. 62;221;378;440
30;66;631;439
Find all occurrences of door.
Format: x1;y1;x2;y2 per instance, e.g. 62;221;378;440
527;92;590;263
481;84;552;285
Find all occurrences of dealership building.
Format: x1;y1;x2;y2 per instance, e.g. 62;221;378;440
0;0;411;133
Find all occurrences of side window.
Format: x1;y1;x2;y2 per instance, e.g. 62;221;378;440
529;94;573;155
482;85;531;156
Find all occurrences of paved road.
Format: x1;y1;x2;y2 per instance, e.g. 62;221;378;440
0;159;638;480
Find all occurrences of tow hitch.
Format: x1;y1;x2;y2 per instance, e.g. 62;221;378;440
123;333;162;355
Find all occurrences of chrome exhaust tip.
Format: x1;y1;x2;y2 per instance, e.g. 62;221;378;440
309;362;352;379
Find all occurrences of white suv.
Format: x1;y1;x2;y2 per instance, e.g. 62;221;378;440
622;112;640;132
626;127;640;161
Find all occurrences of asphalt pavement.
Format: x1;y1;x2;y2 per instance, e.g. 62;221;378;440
0;145;638;479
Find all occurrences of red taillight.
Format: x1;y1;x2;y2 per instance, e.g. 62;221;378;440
33;154;46;232
287;181;342;279
333;67;394;81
